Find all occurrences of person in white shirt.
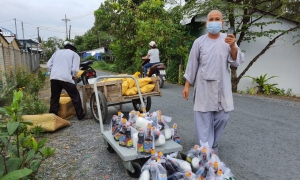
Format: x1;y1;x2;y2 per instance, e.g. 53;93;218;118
142;41;160;77
47;41;86;120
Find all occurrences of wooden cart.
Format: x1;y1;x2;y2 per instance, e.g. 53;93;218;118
78;76;162;123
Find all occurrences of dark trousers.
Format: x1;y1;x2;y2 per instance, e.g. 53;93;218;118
49;80;85;120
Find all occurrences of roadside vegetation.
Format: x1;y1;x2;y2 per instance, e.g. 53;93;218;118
0;66;56;179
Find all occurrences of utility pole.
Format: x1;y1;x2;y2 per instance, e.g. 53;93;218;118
14;18;18;38
69;25;71;40
37;27;40;42
62;14;70;40
21;22;24;39
97;31;101;48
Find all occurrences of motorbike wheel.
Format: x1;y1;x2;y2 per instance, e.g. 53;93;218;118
132;96;151;112
159;76;164;88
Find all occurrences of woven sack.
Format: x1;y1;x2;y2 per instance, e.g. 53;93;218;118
58;96;76;119
140;84;155;94
22;113;71;132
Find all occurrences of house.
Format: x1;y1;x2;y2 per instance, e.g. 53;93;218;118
17;39;42;53
80;47;105;60
4;36;20;50
181;11;300;96
0;33;9;47
0;27;15;37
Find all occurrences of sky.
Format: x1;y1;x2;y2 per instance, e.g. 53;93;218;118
0;0;105;41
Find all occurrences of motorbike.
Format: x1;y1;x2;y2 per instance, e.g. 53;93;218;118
74;60;97;85
141;58;166;88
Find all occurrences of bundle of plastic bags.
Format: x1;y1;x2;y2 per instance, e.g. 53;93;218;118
185;141;236;180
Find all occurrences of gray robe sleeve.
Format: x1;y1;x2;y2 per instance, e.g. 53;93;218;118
228;43;245;67
184;39;200;86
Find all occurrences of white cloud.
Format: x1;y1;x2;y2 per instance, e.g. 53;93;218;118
0;0;105;40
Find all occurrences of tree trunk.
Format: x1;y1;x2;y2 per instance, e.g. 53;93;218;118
231;66;238;92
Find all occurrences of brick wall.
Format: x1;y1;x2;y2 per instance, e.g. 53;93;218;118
0;43;40;83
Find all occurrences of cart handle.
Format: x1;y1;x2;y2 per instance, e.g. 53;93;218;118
92;75;145;134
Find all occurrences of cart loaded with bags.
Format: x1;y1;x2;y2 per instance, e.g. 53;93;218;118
83;75;183;178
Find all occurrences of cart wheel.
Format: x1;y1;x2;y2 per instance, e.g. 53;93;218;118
132;96;151;112
106;143;115;153
127;162;141;178
90;91;108;123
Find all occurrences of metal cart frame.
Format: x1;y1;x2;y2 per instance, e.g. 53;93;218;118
92;75;183;178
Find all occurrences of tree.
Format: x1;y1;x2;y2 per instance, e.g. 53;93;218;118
183;0;300;92
93;0;194;81
41;37;64;60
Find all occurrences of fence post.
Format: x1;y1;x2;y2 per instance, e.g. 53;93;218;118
0;44;7;84
9;47;16;71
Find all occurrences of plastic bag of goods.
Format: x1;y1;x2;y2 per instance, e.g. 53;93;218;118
205;161;235;180
166;154;192;173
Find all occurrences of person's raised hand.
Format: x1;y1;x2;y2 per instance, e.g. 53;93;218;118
225;34;236;48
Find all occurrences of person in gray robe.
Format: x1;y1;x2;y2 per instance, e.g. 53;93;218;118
182;10;245;150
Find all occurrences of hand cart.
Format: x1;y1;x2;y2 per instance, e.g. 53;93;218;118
91;75;183;178
78;76;162;123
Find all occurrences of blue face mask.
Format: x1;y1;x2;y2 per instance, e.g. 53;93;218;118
207;22;222;34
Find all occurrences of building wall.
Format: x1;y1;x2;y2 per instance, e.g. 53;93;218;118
0;36;8;48
9;39;20;50
0;43;40;81
238;15;300;96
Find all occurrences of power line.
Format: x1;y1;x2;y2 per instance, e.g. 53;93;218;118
69;11;94;19
71;13;94;20
0;19;14;23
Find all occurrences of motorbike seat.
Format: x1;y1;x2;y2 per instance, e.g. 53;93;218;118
80;60;94;65
151;63;164;68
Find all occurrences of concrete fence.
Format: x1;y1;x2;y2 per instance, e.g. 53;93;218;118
0;43;40;83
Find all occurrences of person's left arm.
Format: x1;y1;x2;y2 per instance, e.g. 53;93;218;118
225;34;245;67
47;51;56;73
71;53;80;77
142;50;151;60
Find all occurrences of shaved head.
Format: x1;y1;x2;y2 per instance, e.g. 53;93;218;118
207;10;223;20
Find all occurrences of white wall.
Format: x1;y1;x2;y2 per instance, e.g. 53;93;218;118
237;15;300;96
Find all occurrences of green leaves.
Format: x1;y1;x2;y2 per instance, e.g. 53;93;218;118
0;90;55;179
41;147;56;158
7;122;19;135
25;149;35;163
29;160;41;172
0;168;32;180
6;158;23;173
243;74;281;95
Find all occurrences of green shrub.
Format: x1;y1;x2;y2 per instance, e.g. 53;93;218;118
166;56;181;84
243;74;282;95
0;90;56;179
83;55;98;61
22;92;49;115
0;66;46;106
93;61;117;73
